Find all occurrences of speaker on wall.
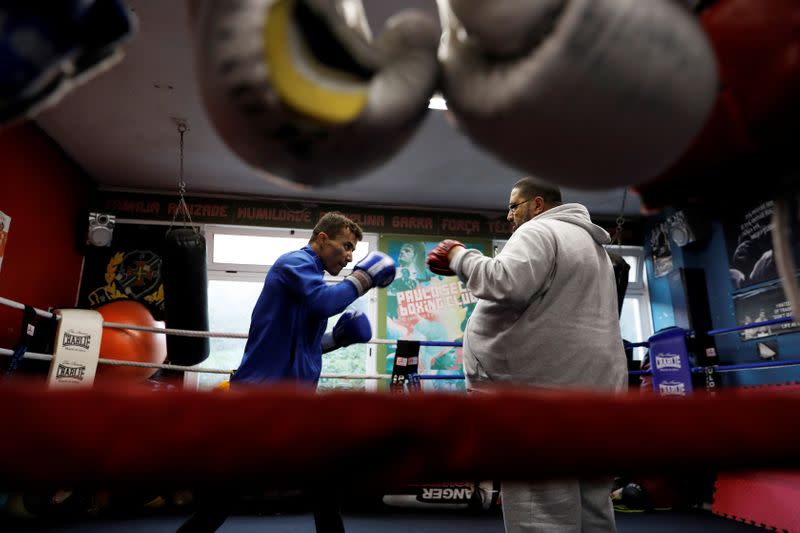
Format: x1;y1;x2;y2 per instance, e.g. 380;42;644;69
87;212;115;247
667;209;711;249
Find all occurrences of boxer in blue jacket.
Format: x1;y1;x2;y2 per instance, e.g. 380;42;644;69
233;211;395;386
179;212;394;533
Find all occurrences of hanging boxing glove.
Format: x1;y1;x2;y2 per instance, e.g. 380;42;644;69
436;0;718;189
635;0;800;212
194;0;439;188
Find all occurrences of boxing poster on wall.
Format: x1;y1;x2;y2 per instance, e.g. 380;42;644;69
0;210;9;273
724;200;800;290
382;237;489;391
649;222;673;278
77;223;167;320
732;282;800;341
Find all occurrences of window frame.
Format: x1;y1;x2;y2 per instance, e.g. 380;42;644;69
607;245;654;360
207;225;314;275
608;244;646;290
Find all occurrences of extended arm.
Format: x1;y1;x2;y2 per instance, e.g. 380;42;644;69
448;230;556;307
280;258;360;318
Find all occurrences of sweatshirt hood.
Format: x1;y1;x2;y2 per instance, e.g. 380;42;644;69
532;203;610;244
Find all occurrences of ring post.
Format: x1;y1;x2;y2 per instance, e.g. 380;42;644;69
46;309;103;388
648;327;693;396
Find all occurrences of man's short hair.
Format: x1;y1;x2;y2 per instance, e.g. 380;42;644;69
513;177;562;206
311;212;363;242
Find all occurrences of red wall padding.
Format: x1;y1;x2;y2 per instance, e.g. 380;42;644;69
0;122;93;348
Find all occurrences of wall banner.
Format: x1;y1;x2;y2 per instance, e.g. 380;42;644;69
97;192;504;239
78;223;169;320
95;191;642;243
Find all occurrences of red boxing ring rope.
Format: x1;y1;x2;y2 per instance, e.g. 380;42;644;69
1;383;799;490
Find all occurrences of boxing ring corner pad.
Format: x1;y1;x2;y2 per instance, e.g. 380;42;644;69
46;309;103;388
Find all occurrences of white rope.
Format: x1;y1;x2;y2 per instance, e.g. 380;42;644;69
0;349;397;379
0;349;51;362
9;341;800;380
102;322;248;339
101;323;402;345
98;359;232;374
0;295;408;344
0;297;54;318
0;349;398;378
0;348;232;374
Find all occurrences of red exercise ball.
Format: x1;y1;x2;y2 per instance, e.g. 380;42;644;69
95;300;167;382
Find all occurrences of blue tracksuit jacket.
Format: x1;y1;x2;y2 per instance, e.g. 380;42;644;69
231;246;358;385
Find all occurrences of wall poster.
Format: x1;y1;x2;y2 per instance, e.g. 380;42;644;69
733;282;800;341
724;200;800;290
382;238;489;391
649;222;673;278
0;210;9;273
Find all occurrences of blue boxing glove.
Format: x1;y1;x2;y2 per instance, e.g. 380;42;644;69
0;0;136;126
322;311;372;353
346;251;396;296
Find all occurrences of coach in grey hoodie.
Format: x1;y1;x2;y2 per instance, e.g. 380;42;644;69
430;177;627;533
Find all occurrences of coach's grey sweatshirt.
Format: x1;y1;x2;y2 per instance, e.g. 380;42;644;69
451;203;627;392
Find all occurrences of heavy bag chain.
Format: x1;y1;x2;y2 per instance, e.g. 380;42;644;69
611;188;628;249
170;122;197;232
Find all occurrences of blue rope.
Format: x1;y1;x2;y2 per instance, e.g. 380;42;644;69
414;360;800;381
707;316;794;336
691;358;800;374
417;341;463;347
418;373;465;380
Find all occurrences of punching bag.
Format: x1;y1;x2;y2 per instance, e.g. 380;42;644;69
607;251;630;317
161;228;210;366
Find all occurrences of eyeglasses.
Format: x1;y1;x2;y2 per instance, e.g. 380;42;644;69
508;198;533;213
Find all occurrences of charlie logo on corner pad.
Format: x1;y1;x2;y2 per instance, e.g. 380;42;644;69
62;330;91;350
56;362;87;381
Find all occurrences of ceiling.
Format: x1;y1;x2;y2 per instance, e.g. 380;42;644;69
35;0;640;217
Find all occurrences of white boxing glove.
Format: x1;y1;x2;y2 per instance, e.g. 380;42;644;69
437;0;719;189
194;0;439;188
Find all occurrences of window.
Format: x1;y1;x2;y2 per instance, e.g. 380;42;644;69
493;239;507;257
213;233;309;267
197;225;378;391
317;291;375;392
203;277;262;390
208;225;371;274
608;245;653;360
